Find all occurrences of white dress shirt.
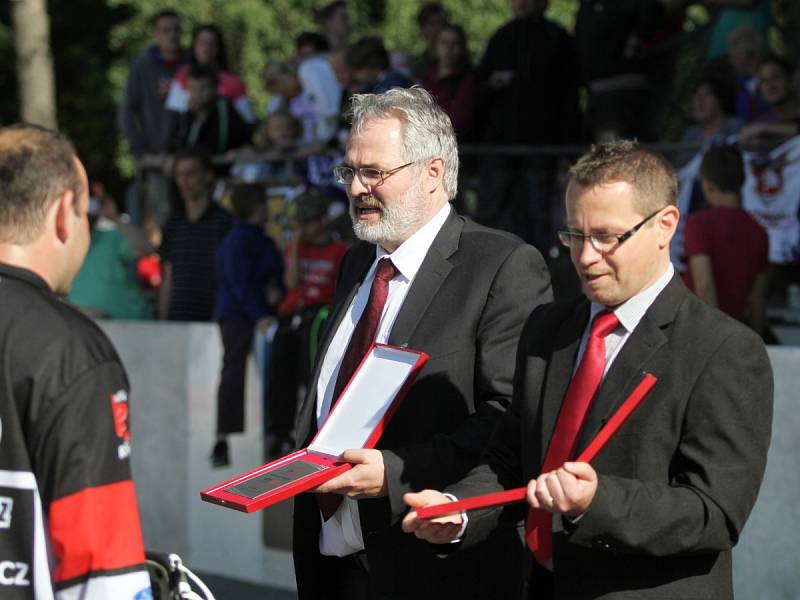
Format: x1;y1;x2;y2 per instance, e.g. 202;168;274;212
316;202;452;556
577;263;675;375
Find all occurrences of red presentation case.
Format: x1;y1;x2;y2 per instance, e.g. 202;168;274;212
200;343;428;513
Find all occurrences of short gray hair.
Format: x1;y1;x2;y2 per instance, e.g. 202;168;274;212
348;87;459;199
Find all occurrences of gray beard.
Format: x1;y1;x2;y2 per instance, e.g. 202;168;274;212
350;188;427;248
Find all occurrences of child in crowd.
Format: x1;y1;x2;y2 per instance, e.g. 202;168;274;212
230;109;306;183
266;191;347;457
212;183;284;467
683;145;769;336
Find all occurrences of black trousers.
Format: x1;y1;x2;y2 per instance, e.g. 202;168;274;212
216;318;255;435
267;306;327;438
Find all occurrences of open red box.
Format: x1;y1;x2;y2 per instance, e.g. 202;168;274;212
200;343;428;513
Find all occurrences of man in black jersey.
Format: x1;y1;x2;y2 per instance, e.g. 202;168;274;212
0;124;151;599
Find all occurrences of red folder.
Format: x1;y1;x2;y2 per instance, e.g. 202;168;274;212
201;343;428;513
416;373;657;519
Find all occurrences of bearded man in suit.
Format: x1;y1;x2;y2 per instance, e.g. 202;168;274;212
291;86;552;599
404;140;773;600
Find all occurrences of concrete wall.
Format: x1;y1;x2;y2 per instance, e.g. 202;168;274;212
100;322;799;595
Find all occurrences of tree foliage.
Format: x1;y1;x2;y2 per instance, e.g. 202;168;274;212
2;0;800;191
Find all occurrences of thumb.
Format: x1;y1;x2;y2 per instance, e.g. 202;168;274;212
404;490;439;509
563;461;596;481
340;448;367;464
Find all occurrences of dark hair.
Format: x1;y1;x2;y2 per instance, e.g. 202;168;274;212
569;139;678;213
296;32;330;54
758;54;794;79
316;1;348;25
187;63;219;89
700;145;745;194
697;73;737;117
346;36;389;71
230;183;266;220
173;147;214;173
191;24;228;70
150;10;180;28
436;23;471;69
0;124;83;244
417;3;447;27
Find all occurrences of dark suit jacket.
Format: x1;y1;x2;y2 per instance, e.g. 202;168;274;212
292;210;552;599
451;275;773;600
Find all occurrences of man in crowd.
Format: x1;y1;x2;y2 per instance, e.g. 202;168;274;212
291;87;552;599
404;140;773;600
159;148;232;321
118;9;185;225
0;124;151;598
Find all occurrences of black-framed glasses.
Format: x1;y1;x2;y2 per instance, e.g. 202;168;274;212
333;162;415;187
557;209;663;253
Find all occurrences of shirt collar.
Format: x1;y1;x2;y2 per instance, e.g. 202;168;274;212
374;202;452;281
590;263;674;333
0;261;51;292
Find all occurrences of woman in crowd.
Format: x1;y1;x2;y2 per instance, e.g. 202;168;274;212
166;24;255;124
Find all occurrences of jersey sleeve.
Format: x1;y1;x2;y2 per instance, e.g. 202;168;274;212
682;214;708;257
31;361;150;599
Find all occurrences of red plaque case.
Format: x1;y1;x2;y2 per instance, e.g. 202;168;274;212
200;343;428;513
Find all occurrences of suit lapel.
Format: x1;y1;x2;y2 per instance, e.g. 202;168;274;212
387;211;460;346
295;244;376;444
574;275;685;453
539;300;589;464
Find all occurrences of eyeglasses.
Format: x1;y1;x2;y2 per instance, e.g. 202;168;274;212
333;162;415;187
557;209;663;253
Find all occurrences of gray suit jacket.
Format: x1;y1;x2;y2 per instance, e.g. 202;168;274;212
451;275;773;600
292;210;552;599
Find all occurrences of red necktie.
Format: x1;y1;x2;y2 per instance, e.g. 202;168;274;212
525;310;620;563
317;257;398;521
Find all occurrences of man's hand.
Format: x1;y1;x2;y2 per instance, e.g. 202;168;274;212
526;462;598;517
313;449;387;498
402;490;463;544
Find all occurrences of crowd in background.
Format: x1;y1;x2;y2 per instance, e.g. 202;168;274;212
62;0;799;458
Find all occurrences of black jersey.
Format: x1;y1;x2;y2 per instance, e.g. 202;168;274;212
0;263;150;599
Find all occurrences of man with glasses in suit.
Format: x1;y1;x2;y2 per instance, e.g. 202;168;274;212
403;140;773;600
291;87;552;600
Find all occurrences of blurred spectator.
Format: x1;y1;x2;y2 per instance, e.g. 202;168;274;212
475;0;579;250
163;64;252;157
575;0;675;141
118;10;184;159
166;24;255;124
296;31;331;61
295;32;342;144
678;74;742;165
159;149;233;321
706;0;771;60
346;36;413;93
118;9;185;227
266;191;347;458
683;145;769;334
740;55;800;151
212;184;284;467
230;109;306;183
411;3;450;82
726;24;770;123
422;23;477;141
316;1;353;52
69;183;155;320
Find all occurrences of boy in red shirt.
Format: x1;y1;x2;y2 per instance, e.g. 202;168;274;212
683;144;769;334
267;192;347;457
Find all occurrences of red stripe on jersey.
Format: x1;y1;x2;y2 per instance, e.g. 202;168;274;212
48;480;146;582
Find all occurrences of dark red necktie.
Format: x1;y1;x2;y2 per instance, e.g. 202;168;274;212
317;257;398;521
525;310;620;563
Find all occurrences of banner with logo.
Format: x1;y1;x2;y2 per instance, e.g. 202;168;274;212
742;136;800;264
